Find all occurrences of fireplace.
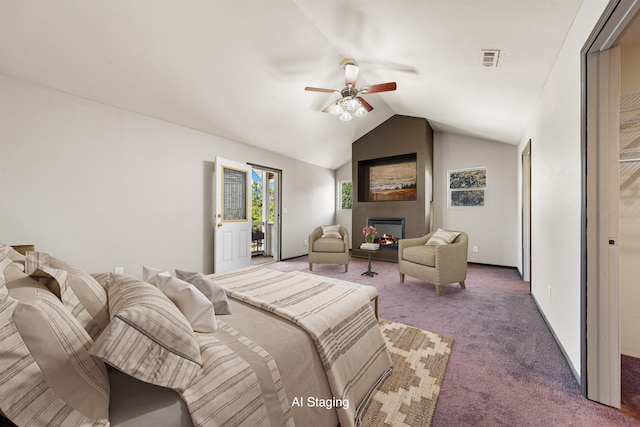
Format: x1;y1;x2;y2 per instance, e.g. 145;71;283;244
367;217;405;250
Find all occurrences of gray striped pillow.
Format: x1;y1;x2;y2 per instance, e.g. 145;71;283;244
426;228;461;246
175;269;232;315
25;252;109;339
0;281;110;426
90;273;202;391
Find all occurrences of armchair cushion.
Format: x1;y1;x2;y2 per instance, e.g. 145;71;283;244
313;237;346;253
426;228;461;245
402;245;436;267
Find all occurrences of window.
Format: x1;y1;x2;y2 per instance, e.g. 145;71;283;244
339;180;353;210
448;167;486;207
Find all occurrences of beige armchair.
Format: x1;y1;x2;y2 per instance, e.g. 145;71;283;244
308;225;350;272
398;230;468;296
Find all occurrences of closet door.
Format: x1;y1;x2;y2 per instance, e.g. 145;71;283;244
585;46;621;408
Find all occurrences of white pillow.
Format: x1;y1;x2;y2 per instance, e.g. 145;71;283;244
321;225;342;239
143;266;217;333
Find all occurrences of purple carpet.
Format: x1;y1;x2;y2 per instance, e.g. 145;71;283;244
267;256;639;426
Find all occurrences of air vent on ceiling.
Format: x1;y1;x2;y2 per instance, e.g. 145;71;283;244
482;49;500;67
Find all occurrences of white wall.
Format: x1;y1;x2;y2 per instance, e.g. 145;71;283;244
0;75;336;277
433;132;518;266
334;161;353;249
516;0;611;378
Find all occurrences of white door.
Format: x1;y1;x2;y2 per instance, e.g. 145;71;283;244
214;157;252;273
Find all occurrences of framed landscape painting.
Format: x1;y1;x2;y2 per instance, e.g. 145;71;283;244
368;160;417;201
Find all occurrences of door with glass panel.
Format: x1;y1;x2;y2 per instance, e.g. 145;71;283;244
214;157;252;272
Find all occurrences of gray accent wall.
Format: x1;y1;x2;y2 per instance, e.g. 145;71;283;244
352;115;434;261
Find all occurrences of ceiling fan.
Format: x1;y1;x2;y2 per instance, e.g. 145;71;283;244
305;58;397;121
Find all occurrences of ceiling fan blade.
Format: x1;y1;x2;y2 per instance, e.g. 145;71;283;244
344;63;359;87
305;86;339;93
357;97;374;112
321;100;340;113
360;82;397;94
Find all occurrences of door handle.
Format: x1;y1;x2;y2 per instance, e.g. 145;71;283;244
217;223;223;228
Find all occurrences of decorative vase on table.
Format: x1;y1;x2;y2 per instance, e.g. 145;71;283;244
361;225;380;250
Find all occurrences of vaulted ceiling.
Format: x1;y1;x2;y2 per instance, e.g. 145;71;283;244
0;0;583;169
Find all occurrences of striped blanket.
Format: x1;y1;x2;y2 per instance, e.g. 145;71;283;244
181;321;295;426
210;267;392;427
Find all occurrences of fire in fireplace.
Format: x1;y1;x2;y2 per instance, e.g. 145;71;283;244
366;217;405;249
375;233;399;246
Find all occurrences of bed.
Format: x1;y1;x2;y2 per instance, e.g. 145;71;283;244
0;245;391;427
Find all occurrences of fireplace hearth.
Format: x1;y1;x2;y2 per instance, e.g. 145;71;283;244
367;217;405;250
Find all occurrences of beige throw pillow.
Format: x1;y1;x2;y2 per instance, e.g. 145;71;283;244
0;278;110;426
321;224;342;239
426;228;461;246
90;273;202;391
0;245;15;290
0;243;25;271
25;251;109;339
0;256;11;292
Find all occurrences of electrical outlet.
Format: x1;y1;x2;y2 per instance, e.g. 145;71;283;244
472;245;479;253
548;285;552;301
303;239;308;246
114;267;124;274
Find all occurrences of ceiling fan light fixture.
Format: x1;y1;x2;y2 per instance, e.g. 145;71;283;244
339;111;353;121
346;97;360;111
305;58;397;122
355;106;368;118
330;104;344;115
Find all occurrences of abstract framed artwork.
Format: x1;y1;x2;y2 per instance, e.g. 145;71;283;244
448;167;487;207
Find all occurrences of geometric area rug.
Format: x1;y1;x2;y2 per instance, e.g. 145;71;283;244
360;319;454;427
